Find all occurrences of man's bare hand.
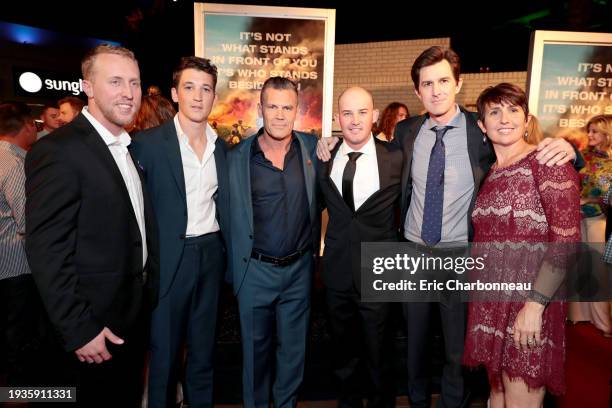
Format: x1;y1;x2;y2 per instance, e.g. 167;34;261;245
535;137;575;167
316;137;339;162
75;327;124;364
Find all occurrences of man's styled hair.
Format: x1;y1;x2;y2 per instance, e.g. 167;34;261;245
411;46;461;89
172;56;218;90
0;102;33;136
41;102;59;114
81;44;138;80
260;77;298;104
58;96;85;113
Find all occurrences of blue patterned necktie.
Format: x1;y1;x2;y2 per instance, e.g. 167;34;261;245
421;126;452;246
342;152;363;212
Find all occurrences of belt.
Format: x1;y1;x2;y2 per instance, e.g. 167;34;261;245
181;232;221;248
181;231;220;241
251;248;310;267
409;241;468;257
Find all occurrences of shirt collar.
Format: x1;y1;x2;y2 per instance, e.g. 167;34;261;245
82;106;131;148
251;128;298;157
339;133;376;157
0;141;26;159
173;114;218;147
424;104;463;130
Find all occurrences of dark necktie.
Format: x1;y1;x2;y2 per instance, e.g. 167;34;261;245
421;126;452;246
342;152;363;212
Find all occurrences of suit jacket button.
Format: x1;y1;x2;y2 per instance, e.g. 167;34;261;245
249;234;253;239
243;257;247;262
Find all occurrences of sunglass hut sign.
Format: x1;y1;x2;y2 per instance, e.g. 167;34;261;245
14;68;83;98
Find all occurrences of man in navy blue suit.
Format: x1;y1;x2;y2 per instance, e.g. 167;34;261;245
227;77;320;408
131;56;229;408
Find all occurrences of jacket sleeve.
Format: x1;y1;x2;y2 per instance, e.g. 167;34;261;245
25;141;102;351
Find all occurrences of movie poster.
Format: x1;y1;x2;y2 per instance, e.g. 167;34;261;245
527;31;612;139
194;3;335;144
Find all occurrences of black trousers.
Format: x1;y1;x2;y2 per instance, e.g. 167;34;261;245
326;287;394;408
402;298;467;408
0;274;45;386
36;299;149;407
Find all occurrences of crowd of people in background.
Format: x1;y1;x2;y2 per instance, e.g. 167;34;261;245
0;42;610;408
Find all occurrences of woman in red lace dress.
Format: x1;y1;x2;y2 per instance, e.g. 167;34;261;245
463;83;581;407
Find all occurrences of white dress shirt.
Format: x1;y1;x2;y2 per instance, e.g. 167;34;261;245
330;135;380;210
174;115;220;237
82;107;147;267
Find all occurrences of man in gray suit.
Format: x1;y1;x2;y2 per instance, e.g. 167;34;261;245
227;76;319;408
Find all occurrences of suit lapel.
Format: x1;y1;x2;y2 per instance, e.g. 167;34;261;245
326;140;344;203
214;137;228;204
78;115;140;230
163;121;187;206
374;139;390;190
296;133;315;214
354;139;391;214
400;116;426;217
463;107;484;188
132;149;155;253
240;136;254;232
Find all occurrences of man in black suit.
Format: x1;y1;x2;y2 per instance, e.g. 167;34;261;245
25;44;159;407
318;87;403;408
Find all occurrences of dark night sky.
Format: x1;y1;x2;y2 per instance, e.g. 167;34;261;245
3;0;611;91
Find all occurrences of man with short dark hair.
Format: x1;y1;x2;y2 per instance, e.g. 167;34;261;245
57;96;85;126
0;102;39;386
228;76;319;407
37;103;60;139
131;56;229;408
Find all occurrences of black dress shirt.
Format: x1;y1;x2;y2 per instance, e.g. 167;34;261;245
250;133;311;257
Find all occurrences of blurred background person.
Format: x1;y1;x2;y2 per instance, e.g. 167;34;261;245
129;94;176;135
147;84;162;97
374;101;409;142
0;102;40;387
37;103;61;139
57;96;85;126
579;114;612;221
569;114;612;336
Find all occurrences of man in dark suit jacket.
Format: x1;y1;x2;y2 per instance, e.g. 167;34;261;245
227;77;319;408
131;56;229;408
25;44;159;407
318;87;403;408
